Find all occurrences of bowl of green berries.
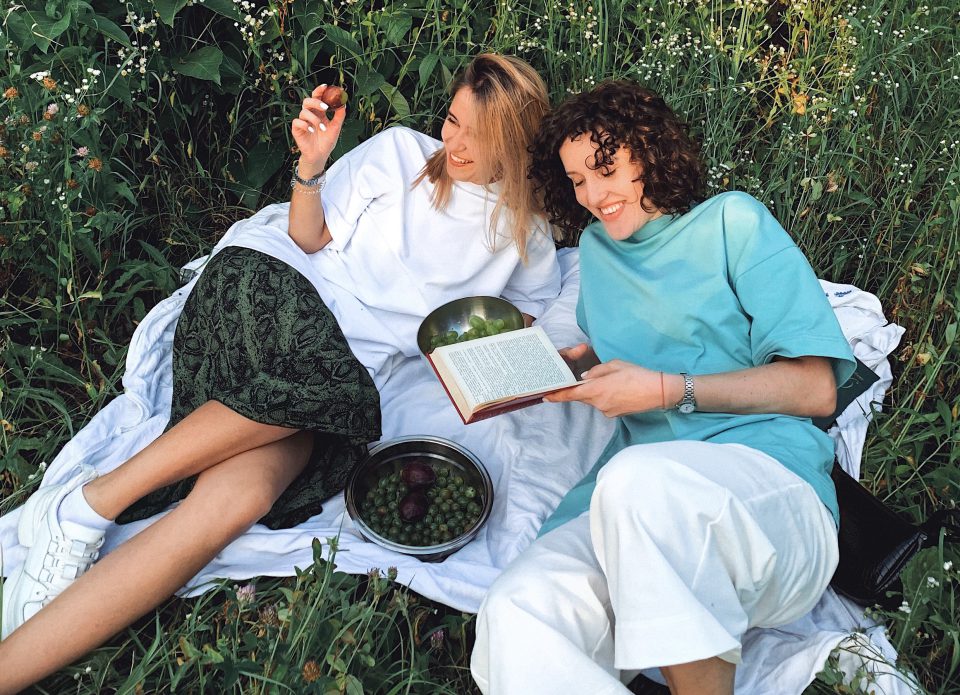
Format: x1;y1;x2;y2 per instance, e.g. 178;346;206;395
416;296;525;355
344;436;494;562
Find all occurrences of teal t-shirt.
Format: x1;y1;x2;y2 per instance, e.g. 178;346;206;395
539;191;855;535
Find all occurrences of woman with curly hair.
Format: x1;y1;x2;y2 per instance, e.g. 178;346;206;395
471;80;855;694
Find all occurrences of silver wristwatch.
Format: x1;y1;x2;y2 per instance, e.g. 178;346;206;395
675;373;697;414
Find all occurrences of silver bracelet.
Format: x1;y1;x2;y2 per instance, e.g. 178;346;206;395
291;163;326;191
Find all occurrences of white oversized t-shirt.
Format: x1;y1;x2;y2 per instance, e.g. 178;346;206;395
313;126;561;383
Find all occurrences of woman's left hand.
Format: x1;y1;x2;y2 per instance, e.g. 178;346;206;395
544;359;664;417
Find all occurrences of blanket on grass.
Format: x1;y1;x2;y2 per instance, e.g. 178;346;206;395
0;206;915;694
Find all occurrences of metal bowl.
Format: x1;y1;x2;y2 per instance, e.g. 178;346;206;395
416;296;524;355
344;436;494;562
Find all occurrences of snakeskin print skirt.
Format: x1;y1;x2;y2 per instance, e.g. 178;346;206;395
117;246;381;529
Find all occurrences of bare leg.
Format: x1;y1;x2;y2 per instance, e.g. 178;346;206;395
83;400;298;519
0;430;312;695
660;657;735;695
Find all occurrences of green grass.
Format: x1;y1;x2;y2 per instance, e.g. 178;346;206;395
2;0;960;692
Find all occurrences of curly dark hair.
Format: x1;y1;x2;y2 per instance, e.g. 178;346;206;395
530;80;705;242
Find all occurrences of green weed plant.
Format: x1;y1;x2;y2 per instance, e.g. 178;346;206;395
2;0;959;692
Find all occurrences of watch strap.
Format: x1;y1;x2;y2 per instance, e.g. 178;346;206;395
676;372;696;413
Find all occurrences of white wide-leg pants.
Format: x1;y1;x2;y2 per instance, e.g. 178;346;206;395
471;441;839;695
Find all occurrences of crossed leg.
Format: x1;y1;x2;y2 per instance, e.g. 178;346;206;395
0;403;313;694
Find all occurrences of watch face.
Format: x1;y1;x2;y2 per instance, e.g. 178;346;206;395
678;403;696;414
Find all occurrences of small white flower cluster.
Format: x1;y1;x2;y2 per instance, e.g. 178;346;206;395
939;138;959;157
29;70;51;81
26;460;48;482
562;2;603;51
124;9;158;35
705;161;733;191
231;0;277;45
116;45;151;77
892;157;913;185
631;29;711;85
728;0;766;11
115;8;163;82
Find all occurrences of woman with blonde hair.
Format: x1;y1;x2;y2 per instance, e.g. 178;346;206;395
0;53;559;692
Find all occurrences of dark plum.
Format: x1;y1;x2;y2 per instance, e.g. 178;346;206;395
400;459;437;489
399;491;430;523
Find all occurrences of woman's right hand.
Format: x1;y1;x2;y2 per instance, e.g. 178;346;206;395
291;85;347;176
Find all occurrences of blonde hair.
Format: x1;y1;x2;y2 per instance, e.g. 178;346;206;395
413;54;550;260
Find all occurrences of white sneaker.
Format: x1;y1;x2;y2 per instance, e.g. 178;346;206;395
1;466;104;640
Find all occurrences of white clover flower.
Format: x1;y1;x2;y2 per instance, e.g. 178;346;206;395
235;583;256;606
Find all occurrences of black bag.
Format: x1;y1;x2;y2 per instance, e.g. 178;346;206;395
830;463;960;608
819;358;960;607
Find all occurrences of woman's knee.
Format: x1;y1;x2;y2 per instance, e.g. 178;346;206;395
479;560;538;627
185;472;276;531
595;446;683;505
593;445;730;525
185;433;310;530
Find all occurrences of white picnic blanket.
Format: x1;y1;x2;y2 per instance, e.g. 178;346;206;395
0;211;915;693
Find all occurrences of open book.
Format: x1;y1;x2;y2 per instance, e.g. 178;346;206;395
426;325;578;424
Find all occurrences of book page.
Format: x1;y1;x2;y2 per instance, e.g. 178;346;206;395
432;326;576;409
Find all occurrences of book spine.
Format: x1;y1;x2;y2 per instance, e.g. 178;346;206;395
466;394;546;424
426;353;470;424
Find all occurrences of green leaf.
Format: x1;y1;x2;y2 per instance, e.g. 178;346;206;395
298;4;326;37
343;675;364;695
331;119;363;160
18;5;72;53
77;12;132;46
936;399;953;428
810;179;823;202
218;52;245;94
353;65;385;97
946;322;957;345
418;54;439;88
5;10;37;51
154;0;188;26
201;644;224;664
237;141;286;191
324;653;347;673
322;24;362;56
113;182;136;205
379;83;410;119
383;11;412;46
172;46;224;85
201;0;241;21
105;66;133;105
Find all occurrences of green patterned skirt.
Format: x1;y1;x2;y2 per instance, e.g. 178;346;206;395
117;247;382;529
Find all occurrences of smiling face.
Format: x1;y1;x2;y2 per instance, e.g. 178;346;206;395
558;135;663;240
440;87;493;185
